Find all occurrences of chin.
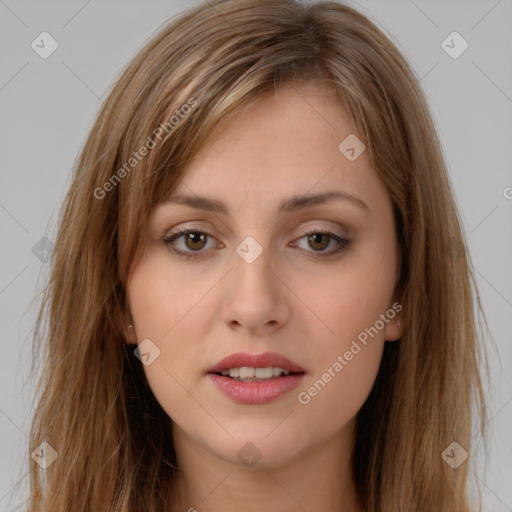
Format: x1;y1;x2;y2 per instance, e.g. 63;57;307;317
187;427;304;470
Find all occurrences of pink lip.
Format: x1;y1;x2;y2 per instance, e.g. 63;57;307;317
208;373;305;404
207;352;306;405
207;352;305;374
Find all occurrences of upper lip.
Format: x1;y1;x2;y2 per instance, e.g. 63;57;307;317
207;352;305;374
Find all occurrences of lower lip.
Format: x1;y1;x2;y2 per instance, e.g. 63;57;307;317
208;373;305;404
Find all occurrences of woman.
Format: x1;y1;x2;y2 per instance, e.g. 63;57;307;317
28;0;490;510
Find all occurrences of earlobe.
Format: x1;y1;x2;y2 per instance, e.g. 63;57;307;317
385;316;403;342
124;324;137;344
115;305;138;344
385;283;404;341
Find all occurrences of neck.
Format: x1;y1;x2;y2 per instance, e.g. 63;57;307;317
168;419;362;512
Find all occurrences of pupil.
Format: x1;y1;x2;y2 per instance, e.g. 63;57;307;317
186;233;206;250
310;233;328;250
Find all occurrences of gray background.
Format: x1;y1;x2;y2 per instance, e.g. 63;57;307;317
1;0;511;510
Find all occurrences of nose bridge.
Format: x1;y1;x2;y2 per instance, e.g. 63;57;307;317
232;232;275;293
221;231;287;332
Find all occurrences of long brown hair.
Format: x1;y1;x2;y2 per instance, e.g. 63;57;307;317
27;0;491;510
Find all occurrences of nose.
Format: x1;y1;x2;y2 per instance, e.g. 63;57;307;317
220;239;291;336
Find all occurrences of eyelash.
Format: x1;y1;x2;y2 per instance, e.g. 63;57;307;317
161;228;351;260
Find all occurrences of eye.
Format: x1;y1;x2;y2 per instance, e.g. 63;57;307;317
162;229;220;259
162;227;351;260
291;229;351;257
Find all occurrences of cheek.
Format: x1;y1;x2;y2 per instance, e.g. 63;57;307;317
291;276;391;439
293;241;396;353
126;252;220;419
128;251;215;339
289;238;395;420
292;343;383;451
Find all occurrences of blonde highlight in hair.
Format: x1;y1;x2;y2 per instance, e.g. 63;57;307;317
27;1;491;510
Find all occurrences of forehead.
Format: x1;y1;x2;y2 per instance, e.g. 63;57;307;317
166;81;378;206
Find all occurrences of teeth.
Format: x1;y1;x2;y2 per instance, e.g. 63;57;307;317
219;366;291;380
255;367;273;378
239;367;254;379
228;368;240;378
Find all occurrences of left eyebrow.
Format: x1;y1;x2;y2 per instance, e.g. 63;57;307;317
162;190;370;215
278;191;369;214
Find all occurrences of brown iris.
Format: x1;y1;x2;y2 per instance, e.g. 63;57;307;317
308;233;330;251
184;232;207;251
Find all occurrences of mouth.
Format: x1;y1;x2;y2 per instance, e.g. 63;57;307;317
206;352;306;404
213;366;304;382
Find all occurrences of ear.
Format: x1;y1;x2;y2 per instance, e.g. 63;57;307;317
124;323;138;345
384;301;404;342
114;305;138;345
385;264;404;341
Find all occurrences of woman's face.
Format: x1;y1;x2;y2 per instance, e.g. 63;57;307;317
126;81;403;469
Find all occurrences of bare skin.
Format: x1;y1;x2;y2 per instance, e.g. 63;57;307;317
125;81;403;511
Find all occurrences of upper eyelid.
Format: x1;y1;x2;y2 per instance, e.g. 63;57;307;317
164;227;349;250
164;225;347;240
162;218;350;236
